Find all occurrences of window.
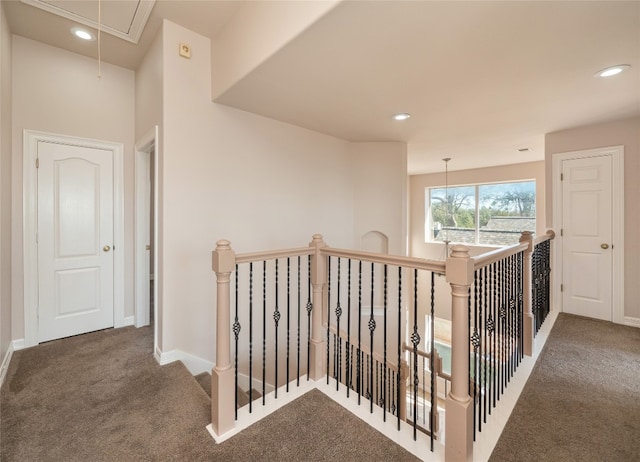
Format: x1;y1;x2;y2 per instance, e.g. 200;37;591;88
426;180;535;246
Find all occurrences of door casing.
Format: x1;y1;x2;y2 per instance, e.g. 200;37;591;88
23;130;125;347
552;145;624;324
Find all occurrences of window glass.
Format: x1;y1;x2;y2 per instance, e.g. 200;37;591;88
427;181;535;246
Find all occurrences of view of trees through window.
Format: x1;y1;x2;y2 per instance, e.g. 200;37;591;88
428;181;536;246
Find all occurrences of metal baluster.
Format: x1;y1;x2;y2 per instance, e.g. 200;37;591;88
383;264;388;421
297;256;301;386
249;262;253;411
286;258;290;392
397;266;402;431
369;262;376;414
263;261;267;403
336;258;342;391
274;259;280;398
327;257;331;386
306;257;312;381
430;271;436;450
472;269;479;441
411;268;420;441
347;259;352;398
233;265;240;419
357;261;362;405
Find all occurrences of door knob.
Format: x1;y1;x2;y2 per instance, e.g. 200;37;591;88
601;243;609;250
146;244;151;251
103;245;111;252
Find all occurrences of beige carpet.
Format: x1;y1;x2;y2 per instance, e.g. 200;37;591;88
489;313;640;461
1;325;419;461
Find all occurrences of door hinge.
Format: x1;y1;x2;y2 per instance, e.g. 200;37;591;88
560;229;563;237
560;173;563;181
35;158;39;168
561;284;564;292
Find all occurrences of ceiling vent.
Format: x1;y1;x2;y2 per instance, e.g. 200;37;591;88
21;0;155;44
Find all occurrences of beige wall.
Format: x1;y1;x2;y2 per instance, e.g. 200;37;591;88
11;36;136;340
350;142;408;256
410;161;546;260
0;3;12;361
160;20;355;360
545;116;640;320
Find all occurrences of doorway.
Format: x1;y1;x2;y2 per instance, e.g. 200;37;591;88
135;127;158;352
23;130;125;347
552;146;624;323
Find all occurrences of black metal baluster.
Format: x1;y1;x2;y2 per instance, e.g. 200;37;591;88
479;267;484;431
490;261;498;410
357;261;362;404
327;257;331;386
483;264;488;425
347;259;352;398
306;257;312;381
233;265;240;419
297;256;301;386
262;261;266;403
471;269;480;440
336;258;342;391
369;262;376;414
383;264;388;421
430;271;436;450
411;268;420;441
274;259;280;398
249;262;253;412
286;257;290;392
397;266;402;431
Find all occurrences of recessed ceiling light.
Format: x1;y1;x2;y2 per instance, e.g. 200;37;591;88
595;64;630;78
71;27;95;41
393;113;411;121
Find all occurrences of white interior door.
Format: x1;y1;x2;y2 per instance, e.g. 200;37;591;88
37;141;115;342
561;155;612;321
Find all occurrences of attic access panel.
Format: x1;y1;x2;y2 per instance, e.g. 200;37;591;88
21;0;155;43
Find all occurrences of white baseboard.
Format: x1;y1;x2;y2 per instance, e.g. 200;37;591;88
123;316;135;327
0;343;14;388
154;348;214;376
12;339;25;351
623;316;640;328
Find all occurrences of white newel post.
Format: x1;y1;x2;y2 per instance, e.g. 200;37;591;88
520;231;535;357
445;245;474;462
308;234;327;381
211;239;236;437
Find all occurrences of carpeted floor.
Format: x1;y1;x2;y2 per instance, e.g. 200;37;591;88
0;325;419;461
489;313;640;462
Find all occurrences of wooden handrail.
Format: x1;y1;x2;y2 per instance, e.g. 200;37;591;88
235;246;313;264
471;242;528;269
533;229;555;246
321;247;446;274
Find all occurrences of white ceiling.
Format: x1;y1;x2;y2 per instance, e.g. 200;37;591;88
4;0;640;174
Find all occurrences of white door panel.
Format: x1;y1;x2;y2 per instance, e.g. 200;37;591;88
38;141;114;342
562;155;612;321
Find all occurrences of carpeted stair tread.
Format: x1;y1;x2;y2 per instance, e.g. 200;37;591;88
192;371;262;408
194;372;211;398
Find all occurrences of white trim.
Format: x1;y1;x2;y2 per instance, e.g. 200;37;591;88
623;316;640;328
123;316;135;327
134;126;159;357
237;373;276;395
11;339;25;351
551;146;624;324
155;348;214;376
0;343;14;387
22;130;125;347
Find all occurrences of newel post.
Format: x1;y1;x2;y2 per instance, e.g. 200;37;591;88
308;234;327;381
445;245;474;462
520;231;535;356
211;239;236;437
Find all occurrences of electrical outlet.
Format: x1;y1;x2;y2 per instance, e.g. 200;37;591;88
179;43;191;59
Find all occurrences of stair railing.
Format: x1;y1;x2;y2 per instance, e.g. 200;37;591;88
211;230;554;462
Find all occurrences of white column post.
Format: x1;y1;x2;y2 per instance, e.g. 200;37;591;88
308;234;327;381
211;239;236;437
520;231;535;356
445;245;474;462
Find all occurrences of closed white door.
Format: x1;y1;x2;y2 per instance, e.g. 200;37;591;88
561;155;612;321
37;141;115;342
